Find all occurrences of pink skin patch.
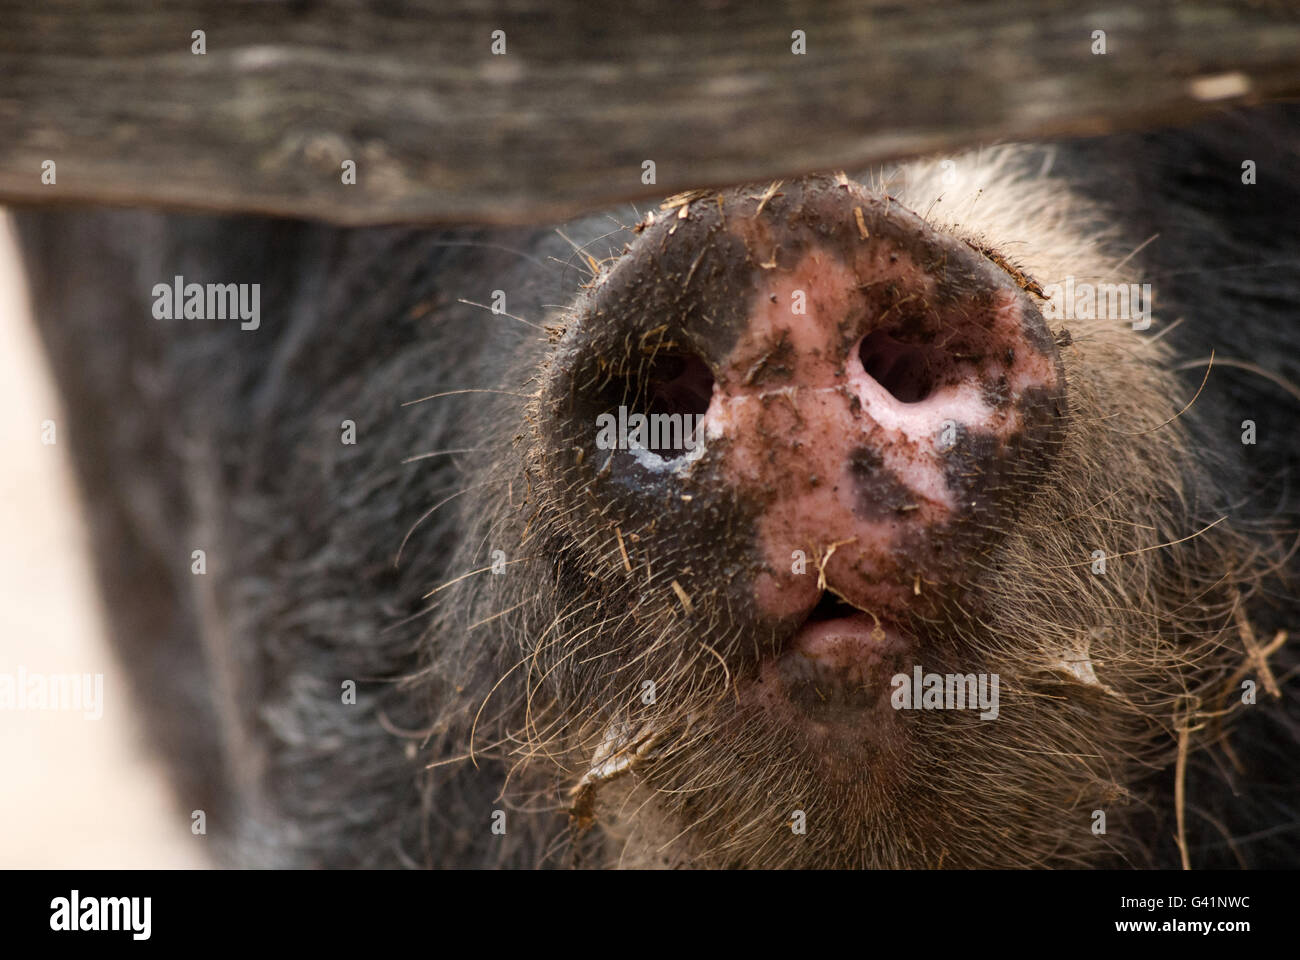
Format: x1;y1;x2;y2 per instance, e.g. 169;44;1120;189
700;241;1061;636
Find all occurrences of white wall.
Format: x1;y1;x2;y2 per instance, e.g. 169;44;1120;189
0;212;205;868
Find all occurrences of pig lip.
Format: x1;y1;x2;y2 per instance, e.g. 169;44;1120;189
742;610;914;729
781;613;911;682
782;591;896;661
787;614;894;667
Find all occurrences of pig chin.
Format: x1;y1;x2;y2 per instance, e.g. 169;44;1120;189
738;613;916;758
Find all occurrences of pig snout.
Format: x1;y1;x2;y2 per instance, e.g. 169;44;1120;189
539;176;1068;713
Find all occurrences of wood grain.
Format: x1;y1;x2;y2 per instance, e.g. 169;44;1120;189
2;1;1298;225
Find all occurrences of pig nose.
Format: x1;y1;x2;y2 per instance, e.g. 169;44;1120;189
541;175;1066;619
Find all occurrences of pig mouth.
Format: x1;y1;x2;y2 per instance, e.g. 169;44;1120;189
786;590;896;666
742;590;916;731
568;591;917;821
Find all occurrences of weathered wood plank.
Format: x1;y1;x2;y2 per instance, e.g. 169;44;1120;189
1;1;1298;225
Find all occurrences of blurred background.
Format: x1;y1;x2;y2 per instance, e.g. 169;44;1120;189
0;212;202;868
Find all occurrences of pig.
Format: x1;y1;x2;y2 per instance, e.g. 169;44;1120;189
12;103;1299;868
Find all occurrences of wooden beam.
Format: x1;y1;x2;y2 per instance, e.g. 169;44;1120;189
2;1;1298;225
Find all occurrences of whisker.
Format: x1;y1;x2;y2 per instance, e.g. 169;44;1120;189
401;388;533;407
455;297;545;331
1042;516;1228;570
1112;350;1214;436
1174;355;1300;406
401;447;485;464
396;480;505;566
469;597;532;631
1113;232;1159;272
1144;315;1186;344
421;555;537;599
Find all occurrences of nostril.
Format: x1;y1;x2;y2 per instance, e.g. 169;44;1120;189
646;352;714;422
598;349;715;459
804;592;858;623
857;329;935;404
